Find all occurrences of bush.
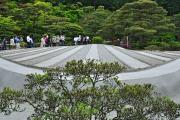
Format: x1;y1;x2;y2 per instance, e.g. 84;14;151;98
20;42;27;48
169;41;180;50
34;43;40;47
159;33;176;42
92;36;104;44
159;42;170;50
144;45;160;51
131;42;147;49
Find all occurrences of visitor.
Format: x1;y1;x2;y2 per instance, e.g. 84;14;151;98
10;37;15;49
74;37;79;45
78;35;82;45
2;38;7;50
82;36;86;44
45;35;50;47
86;36;90;44
51;35;57;47
40;35;46;47
60;34;65;46
27;35;33;48
14;36;20;49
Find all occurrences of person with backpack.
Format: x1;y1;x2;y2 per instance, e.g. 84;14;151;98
14;36;20;49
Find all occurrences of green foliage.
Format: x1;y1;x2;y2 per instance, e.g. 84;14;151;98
172;13;180;40
64;9;84;22
92;36;104;44
80;6;111;37
158;33;176;42
20;41;27;48
0;0;179;47
169;41;180;51
155;0;180;15
0;60;180;119
0;87;23;115
0;15;20;38
144;41;180;51
101;0;175;43
144;45;160;51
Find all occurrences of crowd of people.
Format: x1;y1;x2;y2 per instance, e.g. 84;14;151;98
0;34;91;50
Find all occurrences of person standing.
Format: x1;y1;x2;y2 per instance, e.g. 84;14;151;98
40;35;46;47
2;38;7;50
14;36;20;49
45;35;49;47
60;34;65;46
86;36;90;44
10;37;15;49
78;35;81;45
27;35;33;48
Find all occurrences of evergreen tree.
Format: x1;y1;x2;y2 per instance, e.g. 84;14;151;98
101;0;175;42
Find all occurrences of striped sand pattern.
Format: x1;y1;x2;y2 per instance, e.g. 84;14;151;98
35;46;84;67
0;44;179;71
14;47;67;62
135;51;172;62
2;47;49;57
0;47;42;55
112;46;164;66
85;44;99;60
164;52;180;57
104;45;150;69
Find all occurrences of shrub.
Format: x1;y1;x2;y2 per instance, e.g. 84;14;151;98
131;42;146;49
92;36;104;44
159;42;170;50
144;45;160;51
169;41;180;50
20;42;27;48
34;43;40;47
159;33;176;42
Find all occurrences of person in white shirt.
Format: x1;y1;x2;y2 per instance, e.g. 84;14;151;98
74;37;79;45
26;35;33;48
86;36;90;44
10;37;15;49
60;35;65;46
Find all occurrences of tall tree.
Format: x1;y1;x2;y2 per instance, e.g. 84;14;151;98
155;0;180;15
0;15;20;38
101;0;175;42
173;14;180;40
0;0;8;15
80;6;111;37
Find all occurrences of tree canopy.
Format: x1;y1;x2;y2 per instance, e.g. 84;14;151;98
100;0;175;42
0;0;179;47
